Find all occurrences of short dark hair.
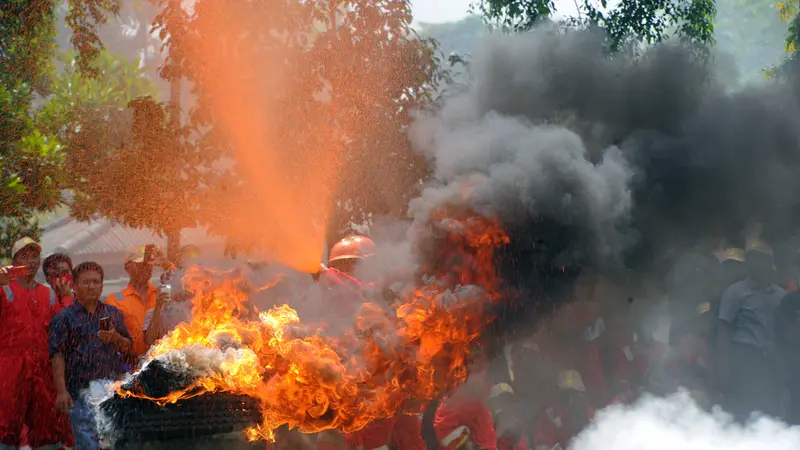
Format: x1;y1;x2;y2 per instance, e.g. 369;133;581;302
43;253;73;275
73;261;104;282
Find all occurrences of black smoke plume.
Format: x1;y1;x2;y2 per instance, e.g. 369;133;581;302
410;25;800;330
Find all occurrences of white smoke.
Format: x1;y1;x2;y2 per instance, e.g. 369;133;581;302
573;392;799;450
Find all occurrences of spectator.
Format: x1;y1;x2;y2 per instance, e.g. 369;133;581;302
50;262;131;450
43;252;75;312
143;285;193;346
143;245;201;346
0;237;67;449
104;245;169;358
708;248;746;352
717;241;785;421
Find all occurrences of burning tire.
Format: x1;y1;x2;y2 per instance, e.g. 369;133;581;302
102;393;262;445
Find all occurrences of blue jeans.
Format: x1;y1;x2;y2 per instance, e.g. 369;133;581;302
69;398;99;450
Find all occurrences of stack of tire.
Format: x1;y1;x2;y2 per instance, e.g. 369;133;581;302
97;359;263;448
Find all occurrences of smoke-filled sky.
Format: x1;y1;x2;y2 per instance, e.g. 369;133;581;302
412;25;800;281
412;0;595;23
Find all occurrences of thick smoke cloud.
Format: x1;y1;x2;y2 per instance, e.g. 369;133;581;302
574;392;800;450
411;25;800;295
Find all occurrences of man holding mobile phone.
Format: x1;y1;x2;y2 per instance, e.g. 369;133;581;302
104;245;170;359
50;262;131;450
143;244;201;346
44;252;75;313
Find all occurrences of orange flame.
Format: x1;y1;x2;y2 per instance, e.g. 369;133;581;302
116;212;507;441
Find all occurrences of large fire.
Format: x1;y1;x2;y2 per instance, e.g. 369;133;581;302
114;211;508;441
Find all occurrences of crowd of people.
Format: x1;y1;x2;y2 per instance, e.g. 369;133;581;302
0;239;192;450
420;238;800;450
1;232;798;450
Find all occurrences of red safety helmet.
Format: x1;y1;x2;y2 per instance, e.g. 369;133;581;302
328;235;376;265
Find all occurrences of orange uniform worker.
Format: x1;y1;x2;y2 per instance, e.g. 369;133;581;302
104;246;170;360
0;238;69;449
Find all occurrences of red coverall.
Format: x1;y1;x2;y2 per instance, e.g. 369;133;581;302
317;269;424;450
0;281;67;448
388;414;426;450
608;336;648;386
434;396;496;450
21;293;75;449
337;415;426;450
433;362;528;450
53;294;74;315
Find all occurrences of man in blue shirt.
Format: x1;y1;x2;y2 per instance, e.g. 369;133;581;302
717;241;785;421
50;262;132;450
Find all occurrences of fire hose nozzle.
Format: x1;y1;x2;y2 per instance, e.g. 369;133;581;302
311;263;328;282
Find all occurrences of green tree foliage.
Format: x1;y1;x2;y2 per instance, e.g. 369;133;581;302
715;0;785;79
64;0;121;77
0;1;64;249
55;0;168;98
33;48;207;245
772;0;800;75
0;0;158;253
36;50;158;136
0;217;42;262
472;0;716;52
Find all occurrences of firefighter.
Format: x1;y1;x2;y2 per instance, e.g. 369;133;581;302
0;238;66;449
314;235;376;316
316;235;425;450
433;367;497;450
389;414;426;450
550;274;607;408
503;335;558;447
431;348;527;450
533;370;595;450
326;235;376;278
490;381;528;450
709;248;746;348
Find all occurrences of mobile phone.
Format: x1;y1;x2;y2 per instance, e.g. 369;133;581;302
7;266;29;278
99;317;112;331
54;273;73;290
